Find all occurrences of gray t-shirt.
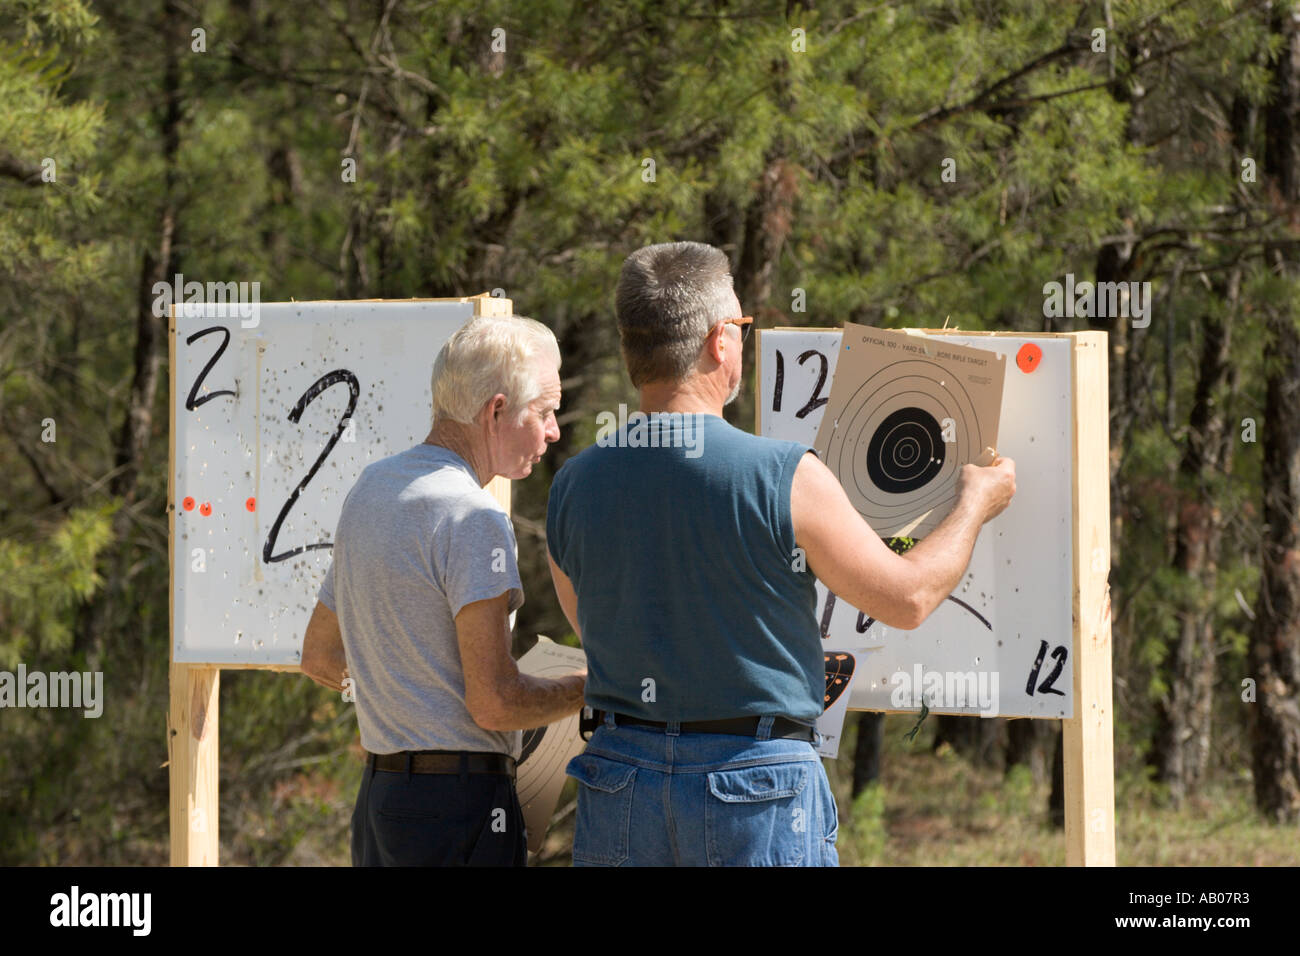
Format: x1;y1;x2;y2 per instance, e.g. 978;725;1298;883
318;443;523;758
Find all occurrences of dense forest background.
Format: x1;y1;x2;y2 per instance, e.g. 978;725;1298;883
2;0;1298;865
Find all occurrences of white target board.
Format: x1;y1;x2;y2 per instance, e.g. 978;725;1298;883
171;297;503;666
757;328;1075;719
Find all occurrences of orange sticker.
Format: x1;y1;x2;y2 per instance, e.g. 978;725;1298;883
1016;343;1042;373
182;497;195;511
246;497;256;512
199;502;212;517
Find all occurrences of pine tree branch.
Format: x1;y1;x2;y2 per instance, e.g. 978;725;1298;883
0;150;78;187
910;40;1088;132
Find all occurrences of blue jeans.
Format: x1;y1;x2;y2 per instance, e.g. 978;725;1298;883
566;714;839;867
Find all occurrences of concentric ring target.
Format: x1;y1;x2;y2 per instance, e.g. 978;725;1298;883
823;357;991;537
866;406;945;493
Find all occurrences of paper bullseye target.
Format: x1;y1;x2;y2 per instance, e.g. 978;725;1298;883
815;326;1006;539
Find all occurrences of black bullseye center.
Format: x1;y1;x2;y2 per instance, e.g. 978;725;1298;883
866;407;945;493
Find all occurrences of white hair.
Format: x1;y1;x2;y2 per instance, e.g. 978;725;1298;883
430;314;561;426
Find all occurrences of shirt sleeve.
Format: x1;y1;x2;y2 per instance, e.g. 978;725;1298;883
317;558;337;612
438;504;525;620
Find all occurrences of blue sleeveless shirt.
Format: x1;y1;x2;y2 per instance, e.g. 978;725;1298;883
546;412;822;722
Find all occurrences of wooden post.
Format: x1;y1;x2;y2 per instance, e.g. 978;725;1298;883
487;477;512;513
1063;331;1115;865
167;664;220;865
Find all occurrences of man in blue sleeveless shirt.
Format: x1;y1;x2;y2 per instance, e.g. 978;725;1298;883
546;242;1016;866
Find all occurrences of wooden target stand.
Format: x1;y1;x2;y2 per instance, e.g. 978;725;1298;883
755;328;1115;866
166;295;513;866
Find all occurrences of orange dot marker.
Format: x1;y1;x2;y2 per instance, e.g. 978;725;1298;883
199;502;212;517
246;497;256;512
1016;343;1042;373
182;497;195;511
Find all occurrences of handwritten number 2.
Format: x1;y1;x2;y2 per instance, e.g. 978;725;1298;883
795;350;829;418
185;327;236;410
262;370;359;564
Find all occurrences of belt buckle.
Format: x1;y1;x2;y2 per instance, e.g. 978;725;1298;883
579;706;597;741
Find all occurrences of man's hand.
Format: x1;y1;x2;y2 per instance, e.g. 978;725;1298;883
956;456;1017;523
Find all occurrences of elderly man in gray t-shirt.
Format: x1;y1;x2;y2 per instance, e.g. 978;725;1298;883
301;314;585;866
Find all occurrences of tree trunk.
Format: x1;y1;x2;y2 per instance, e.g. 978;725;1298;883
75;0;185;664
109;1;182;503
852;711;884;796
1248;6;1300;823
734;158;797;314
1151;295;1234;803
931;714;1005;769
1249;299;1300;822
1048;723;1065;828
1005;717;1054;785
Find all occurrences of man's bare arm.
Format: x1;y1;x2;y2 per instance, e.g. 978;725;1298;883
547;552;582;640
792;452;1015;629
301;601;348;693
792;453;925;628
456;593;585;731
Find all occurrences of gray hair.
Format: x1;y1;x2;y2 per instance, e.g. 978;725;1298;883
430;314;561;426
615;241;736;388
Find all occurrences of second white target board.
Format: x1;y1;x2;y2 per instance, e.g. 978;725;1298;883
757;327;1075;719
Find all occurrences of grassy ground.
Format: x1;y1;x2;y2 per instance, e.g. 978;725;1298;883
827;716;1296;867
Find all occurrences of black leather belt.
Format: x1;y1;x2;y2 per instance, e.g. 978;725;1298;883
367;750;516;776
590;711;817;743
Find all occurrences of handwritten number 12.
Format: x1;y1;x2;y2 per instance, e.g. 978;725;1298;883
771;349;830;419
1025;640;1067;696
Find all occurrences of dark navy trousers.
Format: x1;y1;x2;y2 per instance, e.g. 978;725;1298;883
351;761;527;867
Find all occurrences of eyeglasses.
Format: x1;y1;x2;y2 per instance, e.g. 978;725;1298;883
722;316;754;344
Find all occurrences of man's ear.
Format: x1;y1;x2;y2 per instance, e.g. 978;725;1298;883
703;322;727;365
476;393;507;430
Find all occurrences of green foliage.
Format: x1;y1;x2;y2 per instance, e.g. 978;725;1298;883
0;503;116;668
842;782;887;864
